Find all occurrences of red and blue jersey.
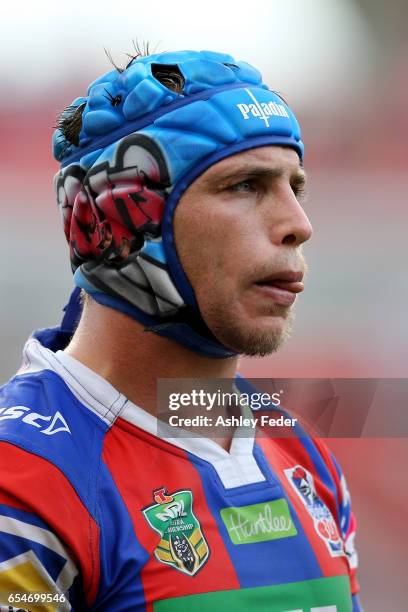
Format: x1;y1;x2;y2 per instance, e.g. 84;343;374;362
0;329;361;611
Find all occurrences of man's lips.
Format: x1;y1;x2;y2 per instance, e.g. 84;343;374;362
253;270;305;306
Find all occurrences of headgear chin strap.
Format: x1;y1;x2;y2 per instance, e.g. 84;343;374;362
53;49;304;358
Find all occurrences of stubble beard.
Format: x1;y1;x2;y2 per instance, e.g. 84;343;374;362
204;301;295;357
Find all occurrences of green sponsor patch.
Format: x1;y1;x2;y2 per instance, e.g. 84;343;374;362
220;498;297;544
154;575;352;612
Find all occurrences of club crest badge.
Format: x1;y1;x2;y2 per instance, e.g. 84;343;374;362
284;465;344;557
143;487;209;576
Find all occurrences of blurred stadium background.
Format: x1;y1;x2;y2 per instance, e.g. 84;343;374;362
1;0;407;608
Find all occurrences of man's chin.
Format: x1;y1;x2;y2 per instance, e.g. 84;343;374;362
211;313;294;357
232;331;289;357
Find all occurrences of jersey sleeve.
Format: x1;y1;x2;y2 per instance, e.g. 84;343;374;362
0;441;100;611
312;438;361;609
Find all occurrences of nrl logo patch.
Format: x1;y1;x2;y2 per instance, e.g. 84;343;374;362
143;487;209;576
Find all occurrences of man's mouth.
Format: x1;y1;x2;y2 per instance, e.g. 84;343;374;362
254;270;304;306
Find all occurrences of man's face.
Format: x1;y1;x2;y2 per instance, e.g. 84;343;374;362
173;146;313;356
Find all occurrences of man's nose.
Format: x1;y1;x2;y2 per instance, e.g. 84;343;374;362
266;188;313;247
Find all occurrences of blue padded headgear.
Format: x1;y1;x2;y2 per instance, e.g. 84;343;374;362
53;50;304;358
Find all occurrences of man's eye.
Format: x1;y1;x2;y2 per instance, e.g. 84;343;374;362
292;184;307;201
228;180;256;192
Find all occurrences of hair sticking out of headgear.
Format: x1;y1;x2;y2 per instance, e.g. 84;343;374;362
103;39;154;74
56;103;86;147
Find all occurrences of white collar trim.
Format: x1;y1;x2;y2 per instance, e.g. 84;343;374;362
21;338;265;489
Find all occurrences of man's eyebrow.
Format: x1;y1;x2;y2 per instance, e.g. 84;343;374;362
205;165;307;185
291;171;307;187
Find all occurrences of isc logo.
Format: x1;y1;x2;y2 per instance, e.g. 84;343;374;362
0;405;71;436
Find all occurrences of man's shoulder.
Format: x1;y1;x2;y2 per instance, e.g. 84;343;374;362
0;338;111;493
0;367;84;446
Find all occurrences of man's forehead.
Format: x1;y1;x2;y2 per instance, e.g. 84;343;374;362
201;146;303;183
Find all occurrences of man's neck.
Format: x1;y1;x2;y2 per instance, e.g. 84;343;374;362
65;300;239;448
